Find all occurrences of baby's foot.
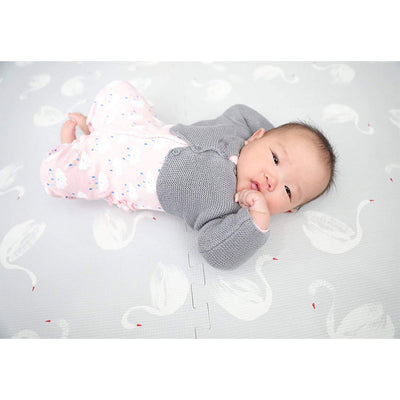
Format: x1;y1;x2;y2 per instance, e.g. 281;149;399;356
60;120;77;144
68;112;90;135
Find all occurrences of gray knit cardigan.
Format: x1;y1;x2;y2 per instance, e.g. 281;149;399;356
156;104;274;269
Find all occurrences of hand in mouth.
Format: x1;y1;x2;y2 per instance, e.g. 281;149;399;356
251;181;260;191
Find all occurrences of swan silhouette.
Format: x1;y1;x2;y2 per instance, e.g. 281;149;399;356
19;74;51;100
302;200;374;254
0;219;46;290
33;99;88;127
0;164;24;199
312;62;355;84
321;104;374;134
253;65;299;83
61;71;102;97
209;254;274;321
389;109;400;129
33;105;65;127
192;78;232;101
93;209;155;250
385;163;400;182
308;280;395;338
121;262;190;329
12;319;70;338
61;76;85;96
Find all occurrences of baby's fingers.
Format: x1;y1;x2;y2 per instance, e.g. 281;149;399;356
235;190;251;207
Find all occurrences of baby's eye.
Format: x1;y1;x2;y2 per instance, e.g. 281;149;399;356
285;185;291;199
272;152;279;165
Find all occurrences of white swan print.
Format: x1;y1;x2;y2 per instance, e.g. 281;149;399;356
121;262;190;329
61;71;102;96
19;74;51;100
321;104;374;134
309;280;395;338
302;200;374;254
389;109;400;130
98;171;110;192
0;220;46;291
192;78;232;101
143;170;157;193
312;62;355;84
253;65;299;83
78;151;92;170
385;163;400;182
61;76;85;96
95;136;112;154
209;254;275;321
92;209;154;250
55;168;68;189
33;105;65;127
128;78;153;92
0;164;24;199
12;319;70;338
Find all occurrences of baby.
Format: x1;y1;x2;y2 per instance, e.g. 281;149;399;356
40;81;336;269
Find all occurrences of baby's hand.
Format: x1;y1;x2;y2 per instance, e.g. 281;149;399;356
235;189;269;213
235;189;270;230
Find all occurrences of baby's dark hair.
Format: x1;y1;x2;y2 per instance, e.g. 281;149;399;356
270;121;337;207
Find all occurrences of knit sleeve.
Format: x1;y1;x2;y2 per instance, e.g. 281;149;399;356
188;104;273;133
197;207;269;270
222;104;274;134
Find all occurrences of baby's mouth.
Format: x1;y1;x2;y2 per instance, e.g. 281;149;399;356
251;181;260;191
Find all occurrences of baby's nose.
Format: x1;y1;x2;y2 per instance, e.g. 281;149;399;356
266;175;277;191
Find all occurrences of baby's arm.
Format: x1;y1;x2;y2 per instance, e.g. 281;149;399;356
183;104;273;134
222;104;274;134
197;207;269;270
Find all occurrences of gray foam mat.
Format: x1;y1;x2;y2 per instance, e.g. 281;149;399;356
1;61;399;338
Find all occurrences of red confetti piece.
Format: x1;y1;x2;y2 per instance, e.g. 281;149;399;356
17;196;20;200
368;123;371;127
273;257;278;260
153;217;156;220
370;199;375;202
390;178;393;182
137;324;142;327
45;320;51;323
32;286;35;292
312;303;315;309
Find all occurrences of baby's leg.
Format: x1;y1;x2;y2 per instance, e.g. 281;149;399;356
60;120;77;144
68;112;91;135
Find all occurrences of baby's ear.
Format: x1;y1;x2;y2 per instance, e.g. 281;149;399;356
247;128;266;142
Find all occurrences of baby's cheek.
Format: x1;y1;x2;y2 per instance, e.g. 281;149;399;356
266;195;284;216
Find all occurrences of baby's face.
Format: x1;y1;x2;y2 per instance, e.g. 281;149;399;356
236;127;330;215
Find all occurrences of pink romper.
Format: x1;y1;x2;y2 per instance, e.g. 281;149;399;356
40;81;188;212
